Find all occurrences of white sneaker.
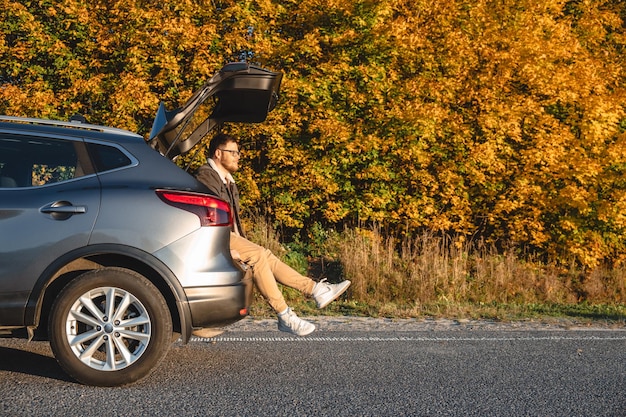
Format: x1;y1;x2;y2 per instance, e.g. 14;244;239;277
277;308;315;336
312;279;351;308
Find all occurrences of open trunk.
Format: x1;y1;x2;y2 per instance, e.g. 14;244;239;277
148;62;282;160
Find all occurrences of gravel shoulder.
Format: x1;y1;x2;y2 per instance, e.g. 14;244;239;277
224;315;626;333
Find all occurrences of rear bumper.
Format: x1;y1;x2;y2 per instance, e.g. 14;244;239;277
184;270;253;328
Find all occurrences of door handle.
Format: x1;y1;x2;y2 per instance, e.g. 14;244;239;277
41;201;87;220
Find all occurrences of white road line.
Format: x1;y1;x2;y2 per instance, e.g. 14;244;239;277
191;335;626;343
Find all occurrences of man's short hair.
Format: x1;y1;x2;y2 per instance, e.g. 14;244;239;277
207;133;237;158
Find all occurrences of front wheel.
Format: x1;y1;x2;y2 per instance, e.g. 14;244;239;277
49;267;172;386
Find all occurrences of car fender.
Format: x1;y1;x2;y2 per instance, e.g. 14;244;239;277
25;243;195;342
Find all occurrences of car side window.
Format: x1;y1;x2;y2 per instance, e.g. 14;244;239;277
0;135;90;188
86;142;132;173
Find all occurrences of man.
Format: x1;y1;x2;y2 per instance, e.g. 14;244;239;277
195;133;351;336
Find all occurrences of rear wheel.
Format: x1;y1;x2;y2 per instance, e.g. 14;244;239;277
49;267;172;386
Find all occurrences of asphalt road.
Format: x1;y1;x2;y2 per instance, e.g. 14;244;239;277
1;317;624;416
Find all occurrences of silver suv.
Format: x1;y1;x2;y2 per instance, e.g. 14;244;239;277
0;63;282;386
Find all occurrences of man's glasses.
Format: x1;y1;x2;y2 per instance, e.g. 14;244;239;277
219;149;241;157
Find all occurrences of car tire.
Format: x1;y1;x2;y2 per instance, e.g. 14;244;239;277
49;267;172;386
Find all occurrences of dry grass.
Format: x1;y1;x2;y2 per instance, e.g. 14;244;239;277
333;228;625;305
244;218;626;320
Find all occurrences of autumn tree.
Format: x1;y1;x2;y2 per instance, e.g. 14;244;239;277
1;0;625;267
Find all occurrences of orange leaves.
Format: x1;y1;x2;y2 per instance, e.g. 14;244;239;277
1;0;626;267
0;82;57;117
107;73;159;131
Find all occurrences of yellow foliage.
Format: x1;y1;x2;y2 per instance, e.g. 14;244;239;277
1;0;625;267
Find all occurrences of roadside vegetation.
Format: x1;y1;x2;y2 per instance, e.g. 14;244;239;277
1;1;625;322
245;216;626;323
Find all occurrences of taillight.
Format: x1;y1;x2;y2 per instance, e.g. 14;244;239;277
156;190;232;227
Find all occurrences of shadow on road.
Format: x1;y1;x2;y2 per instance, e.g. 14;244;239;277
0;345;74;383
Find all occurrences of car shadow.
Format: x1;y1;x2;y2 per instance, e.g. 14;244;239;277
0;345;74;383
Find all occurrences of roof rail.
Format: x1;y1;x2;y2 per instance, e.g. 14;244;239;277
0;115;139;137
